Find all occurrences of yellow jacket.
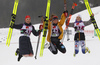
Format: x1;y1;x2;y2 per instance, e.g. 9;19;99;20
44;13;66;42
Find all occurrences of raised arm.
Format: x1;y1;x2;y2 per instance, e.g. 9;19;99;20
68;22;74;27
84;13;94;26
59;11;68;26
66;18;74;28
13;24;23;29
59;13;66;26
83;19;92;26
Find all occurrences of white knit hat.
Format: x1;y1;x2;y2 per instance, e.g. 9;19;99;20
76;14;82;19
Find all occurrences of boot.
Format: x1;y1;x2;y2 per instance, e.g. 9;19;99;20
85;47;90;53
18;54;23;61
15;48;19;56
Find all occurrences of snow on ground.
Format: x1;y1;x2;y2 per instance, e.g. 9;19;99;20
0;6;100;65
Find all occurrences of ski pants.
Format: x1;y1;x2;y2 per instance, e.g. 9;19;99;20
75;40;86;54
49;37;66;54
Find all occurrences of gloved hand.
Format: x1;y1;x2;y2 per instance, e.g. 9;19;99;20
90;13;94;20
63;10;68;17
39;24;43;31
74;26;77;31
81;26;84;30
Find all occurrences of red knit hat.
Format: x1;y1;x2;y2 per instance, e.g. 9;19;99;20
25;15;31;20
52;16;58;21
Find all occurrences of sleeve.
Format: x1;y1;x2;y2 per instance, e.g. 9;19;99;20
83;19;92;26
32;26;41;36
68;22;74;27
13;24;23;29
59;13;66;26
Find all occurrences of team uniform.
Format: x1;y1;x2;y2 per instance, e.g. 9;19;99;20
13;22;41;61
49;23;66;54
68;19;92;56
44;12;67;54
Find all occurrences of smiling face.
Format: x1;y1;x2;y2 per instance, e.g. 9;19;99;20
76;16;81;22
25;18;31;24
52;16;58;24
53;19;58;24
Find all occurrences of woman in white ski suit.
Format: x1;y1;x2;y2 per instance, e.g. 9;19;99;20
66;14;94;56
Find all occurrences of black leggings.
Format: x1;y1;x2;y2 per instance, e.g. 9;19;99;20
49;37;66;54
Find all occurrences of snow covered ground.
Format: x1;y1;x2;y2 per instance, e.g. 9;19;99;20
0;6;100;65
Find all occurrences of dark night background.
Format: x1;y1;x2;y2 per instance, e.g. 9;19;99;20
0;0;99;28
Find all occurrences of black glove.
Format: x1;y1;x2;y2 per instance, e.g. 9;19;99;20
63;10;68;13
74;26;77;31
63;10;68;17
